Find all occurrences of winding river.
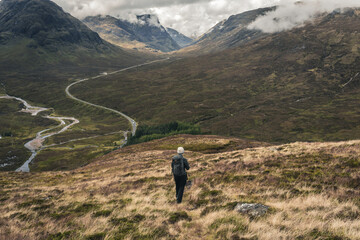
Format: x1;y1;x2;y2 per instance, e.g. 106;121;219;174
1;58;169;172
0;95;79;172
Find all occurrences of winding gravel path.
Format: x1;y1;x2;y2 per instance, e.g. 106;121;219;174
65;58;169;136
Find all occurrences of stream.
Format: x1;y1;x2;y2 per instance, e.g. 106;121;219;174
1;58;169;172
0;95;79;172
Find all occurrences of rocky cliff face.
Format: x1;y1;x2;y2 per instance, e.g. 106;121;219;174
83;14;181;52
166;27;193;48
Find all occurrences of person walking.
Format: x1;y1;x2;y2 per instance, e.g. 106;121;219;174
171;147;190;204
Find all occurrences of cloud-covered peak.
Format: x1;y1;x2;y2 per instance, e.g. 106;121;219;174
137;14;161;28
51;0;281;37
248;0;360;33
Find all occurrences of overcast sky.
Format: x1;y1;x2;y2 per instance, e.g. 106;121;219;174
2;0;358;37
51;0;281;37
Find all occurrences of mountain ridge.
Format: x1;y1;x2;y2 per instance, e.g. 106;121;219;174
0;0;103;47
179;6;276;55
83;14;181;52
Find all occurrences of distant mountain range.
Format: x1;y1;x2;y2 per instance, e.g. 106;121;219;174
83;14;185;53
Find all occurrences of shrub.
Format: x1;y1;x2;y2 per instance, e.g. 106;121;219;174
127;121;201;145
92;210;112;217
85;232;106;240
168;211;191;224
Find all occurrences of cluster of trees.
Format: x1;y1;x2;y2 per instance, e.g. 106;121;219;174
0;131;12;137
127;121;201;145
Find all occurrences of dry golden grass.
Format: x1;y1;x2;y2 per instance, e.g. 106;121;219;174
0;136;359;239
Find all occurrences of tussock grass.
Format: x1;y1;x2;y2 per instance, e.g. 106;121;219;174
0;136;359;239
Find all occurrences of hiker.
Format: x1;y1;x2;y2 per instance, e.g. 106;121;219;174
171;147;190;204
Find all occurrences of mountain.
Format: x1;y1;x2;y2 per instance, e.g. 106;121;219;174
83;14;181;52
0;0;103;47
180;6;276;54
1;134;359;239
166;27;193;47
70;8;360;143
0;0;144;73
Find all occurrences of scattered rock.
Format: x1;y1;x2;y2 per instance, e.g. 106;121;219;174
234;203;269;218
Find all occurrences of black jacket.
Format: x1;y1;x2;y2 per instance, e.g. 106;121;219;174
171;154;190;176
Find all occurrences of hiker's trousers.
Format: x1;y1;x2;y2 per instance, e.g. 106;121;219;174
174;174;187;203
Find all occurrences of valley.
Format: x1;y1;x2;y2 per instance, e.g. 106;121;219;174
0;0;360;239
1;2;360;171
1;58;170;172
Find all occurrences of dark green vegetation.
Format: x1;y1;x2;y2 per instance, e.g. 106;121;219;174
168;211;191;224
71;10;360;143
127;121;201;145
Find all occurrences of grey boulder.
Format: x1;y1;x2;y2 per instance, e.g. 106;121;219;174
234;203;269;218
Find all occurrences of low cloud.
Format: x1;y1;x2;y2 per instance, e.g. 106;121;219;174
248;0;360;33
51;0;280;37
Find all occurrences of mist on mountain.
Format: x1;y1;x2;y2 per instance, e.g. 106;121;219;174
248;0;360;33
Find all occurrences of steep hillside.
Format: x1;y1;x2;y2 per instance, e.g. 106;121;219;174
82;15;148;51
83;14;181;53
180;7;275;55
0;0;144;73
166;27;193;48
70;8;360;143
0;135;359;239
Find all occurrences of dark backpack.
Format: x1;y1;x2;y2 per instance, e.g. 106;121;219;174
173;155;186;176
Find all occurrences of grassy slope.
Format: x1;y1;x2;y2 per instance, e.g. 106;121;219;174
70;12;360;144
0;135;359;239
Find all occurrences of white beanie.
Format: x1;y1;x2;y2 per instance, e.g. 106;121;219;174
177;147;184;154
